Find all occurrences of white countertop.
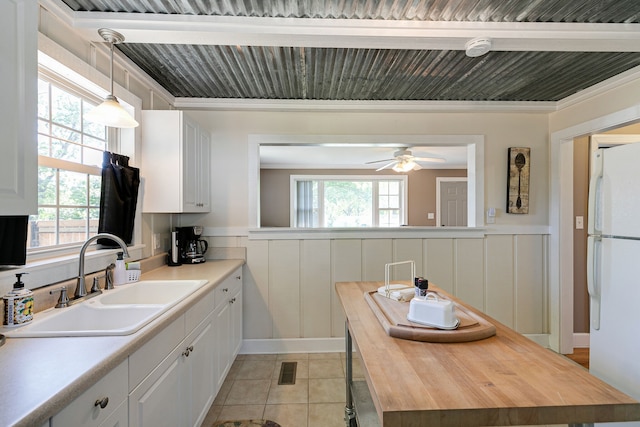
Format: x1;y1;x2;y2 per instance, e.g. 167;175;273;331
0;259;244;427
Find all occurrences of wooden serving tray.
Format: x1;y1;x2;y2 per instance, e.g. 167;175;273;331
364;287;496;343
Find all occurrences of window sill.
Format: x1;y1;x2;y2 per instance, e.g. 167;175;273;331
0;244;145;292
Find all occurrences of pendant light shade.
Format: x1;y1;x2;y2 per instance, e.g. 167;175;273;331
85;28;139;128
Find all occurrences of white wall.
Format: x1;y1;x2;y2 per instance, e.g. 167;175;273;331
185;110;550;230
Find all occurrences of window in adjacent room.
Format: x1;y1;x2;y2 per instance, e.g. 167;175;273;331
290;175;408;227
29;72;110;250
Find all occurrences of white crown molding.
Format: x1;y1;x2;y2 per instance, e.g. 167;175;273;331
175;98;557;113
556;64;640;110
41;2;640;52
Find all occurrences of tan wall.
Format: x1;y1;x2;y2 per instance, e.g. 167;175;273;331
260;168;467;227
573;136;590;333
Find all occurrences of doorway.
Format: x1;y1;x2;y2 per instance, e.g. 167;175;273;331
551;106;640;354
436;177;468;227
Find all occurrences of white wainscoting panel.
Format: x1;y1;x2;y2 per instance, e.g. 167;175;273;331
244;239;271;339
485;235;516;327
455;238;486;311
424;239;455;294
230;233;549;345
392;239;424;280
301;239;332;338
331;239;362;336
515;234;546;334
268;240;301;338
362;239;393;281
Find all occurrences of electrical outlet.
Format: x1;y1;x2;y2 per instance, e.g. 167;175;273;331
427;212;434;220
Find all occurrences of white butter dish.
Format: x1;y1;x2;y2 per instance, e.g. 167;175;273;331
407;292;459;329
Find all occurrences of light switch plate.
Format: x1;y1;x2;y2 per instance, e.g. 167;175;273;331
576;216;584;230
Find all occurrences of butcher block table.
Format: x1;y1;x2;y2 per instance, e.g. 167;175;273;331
336;281;640;427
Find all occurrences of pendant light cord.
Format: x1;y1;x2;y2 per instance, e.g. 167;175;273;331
109;40;114;96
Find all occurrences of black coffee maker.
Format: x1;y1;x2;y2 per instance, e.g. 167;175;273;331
176;226;208;264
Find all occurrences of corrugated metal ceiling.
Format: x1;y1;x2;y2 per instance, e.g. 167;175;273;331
60;0;640;22
60;0;640;102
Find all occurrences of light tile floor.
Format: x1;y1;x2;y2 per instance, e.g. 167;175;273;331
202;352;576;427
203;352;362;427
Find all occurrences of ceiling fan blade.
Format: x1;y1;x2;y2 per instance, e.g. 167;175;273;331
376;160;397;171
412;163;423;171
365;158;395;164
413;156;446;163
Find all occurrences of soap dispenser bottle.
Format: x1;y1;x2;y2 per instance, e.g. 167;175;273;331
114;252;127;286
3;273;34;327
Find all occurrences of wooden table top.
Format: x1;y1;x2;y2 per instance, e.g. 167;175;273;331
336;281;640;426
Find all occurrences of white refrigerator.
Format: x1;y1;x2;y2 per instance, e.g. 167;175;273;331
587;142;640;426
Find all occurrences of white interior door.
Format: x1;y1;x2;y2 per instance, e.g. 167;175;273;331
437;178;467;227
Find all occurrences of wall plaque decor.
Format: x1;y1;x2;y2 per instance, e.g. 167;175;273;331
507;147;530;214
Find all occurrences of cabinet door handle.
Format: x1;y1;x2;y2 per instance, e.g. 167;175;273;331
229;297;236;304
183;345;194;357
94;397;109;409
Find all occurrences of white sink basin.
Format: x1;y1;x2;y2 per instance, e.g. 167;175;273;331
3;279;208;338
99;280;207;305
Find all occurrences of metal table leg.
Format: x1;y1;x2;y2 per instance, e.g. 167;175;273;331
345;321;356;427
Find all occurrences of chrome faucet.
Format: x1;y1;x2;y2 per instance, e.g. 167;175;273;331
76;233;129;299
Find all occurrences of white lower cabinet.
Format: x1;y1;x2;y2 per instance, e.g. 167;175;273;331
129;313;215;427
129;268;242;427
213;268;243;391
51;267;242;427
51;360;128;427
129;286;216;427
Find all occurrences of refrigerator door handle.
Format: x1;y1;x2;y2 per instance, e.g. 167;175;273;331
587;235;601;330
587;149;604;235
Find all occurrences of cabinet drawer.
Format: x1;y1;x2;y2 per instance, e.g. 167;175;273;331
214;268;242;309
51;360;127;427
129;314;184;390
185;287;215;333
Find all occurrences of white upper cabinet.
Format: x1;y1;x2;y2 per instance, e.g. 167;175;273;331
140;110;211;213
0;0;37;215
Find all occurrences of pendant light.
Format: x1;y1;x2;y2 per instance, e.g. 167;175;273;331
85;28;139;128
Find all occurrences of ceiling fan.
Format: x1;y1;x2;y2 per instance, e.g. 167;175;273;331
366;148;446;172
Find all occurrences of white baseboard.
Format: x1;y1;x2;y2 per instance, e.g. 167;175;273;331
523;334;550;348
240;338;345;354
573;333;590;348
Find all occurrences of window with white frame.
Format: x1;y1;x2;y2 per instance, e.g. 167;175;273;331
291;175;408;227
29;72;110;250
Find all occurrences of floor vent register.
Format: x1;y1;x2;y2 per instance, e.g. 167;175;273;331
278;361;297;385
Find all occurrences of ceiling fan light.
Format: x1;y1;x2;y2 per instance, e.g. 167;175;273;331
85;95;139;128
392;160;416;172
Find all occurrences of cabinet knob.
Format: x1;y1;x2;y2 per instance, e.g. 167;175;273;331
235;276;241;280
223;288;229;292
182;345;194;357
94;397;109;409
230;297;236;304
